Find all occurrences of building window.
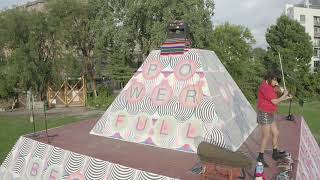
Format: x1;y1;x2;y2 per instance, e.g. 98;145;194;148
314;49;319;57
314;16;320;26
315;60;320;68
300;15;306;23
315;27;320;37
314;38;320;47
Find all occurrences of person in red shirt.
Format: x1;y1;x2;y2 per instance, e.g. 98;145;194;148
256;70;292;167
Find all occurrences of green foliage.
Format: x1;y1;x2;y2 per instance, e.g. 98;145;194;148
0;0;318;106
87;95;116;109
92;0;215;85
210;23;264;101
0;0;216;99
0;9;59;98
265;15;314;99
47;0;101;96
110;0;215;57
87;84;115;109
97;85;113;97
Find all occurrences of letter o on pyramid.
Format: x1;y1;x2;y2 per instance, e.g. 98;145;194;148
174;60;197;80
142;60;163;80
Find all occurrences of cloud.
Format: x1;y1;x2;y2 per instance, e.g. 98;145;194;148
0;0;31;10
213;0;302;48
242;0;258;9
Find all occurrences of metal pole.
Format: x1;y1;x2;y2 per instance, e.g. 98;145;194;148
31;92;38;137
277;52;286;90
44;100;50;143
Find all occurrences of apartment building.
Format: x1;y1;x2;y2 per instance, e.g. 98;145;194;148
286;0;320;72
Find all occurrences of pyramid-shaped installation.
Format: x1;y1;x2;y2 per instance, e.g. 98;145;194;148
91;49;257;152
2;48;319;180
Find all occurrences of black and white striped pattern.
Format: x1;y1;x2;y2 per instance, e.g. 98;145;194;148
12;156;25;175
32;142;48;159
169;55;185;69
172;80;192;95
111;93;128;112
174;102;194;122
156;135;176;149
157;98;177;117
18;138;33;157
47;147;65;167
140;96;158;115
64;152;85;176
143;51;159;65
144;75;164;88
159;56;171;68
84;158;109;180
172;51;201;70
1;149;12;168
137;171;167;180
2;137;178;180
126;101;142;115
186;51;202;69
203;127;226;148
109;164;136;180
92;115;109;134
195;98;216;123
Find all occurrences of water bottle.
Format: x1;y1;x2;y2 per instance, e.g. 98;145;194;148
256;162;264;175
255;162;264;180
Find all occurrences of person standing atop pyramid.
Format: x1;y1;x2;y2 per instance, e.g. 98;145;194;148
256;70;292;167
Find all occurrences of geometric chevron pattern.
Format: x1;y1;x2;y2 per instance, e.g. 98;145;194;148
0;137;176;180
296;117;320;179
90;49;257;152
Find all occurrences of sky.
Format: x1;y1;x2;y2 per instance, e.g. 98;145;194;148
213;0;302;48
0;0;30;10
0;0;306;48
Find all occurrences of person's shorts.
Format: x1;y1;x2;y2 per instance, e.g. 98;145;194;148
257;111;275;124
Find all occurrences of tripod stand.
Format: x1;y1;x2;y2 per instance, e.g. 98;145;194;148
286;99;294;121
42;100;58;143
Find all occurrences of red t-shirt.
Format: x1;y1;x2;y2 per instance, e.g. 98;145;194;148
257;81;278;113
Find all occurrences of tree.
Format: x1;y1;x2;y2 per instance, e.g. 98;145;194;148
92;0;136;87
265;15;313;98
0;0;217;100
117;0;215;60
93;0;215;87
47;0;107;97
0;9;57;99
209;23;262;101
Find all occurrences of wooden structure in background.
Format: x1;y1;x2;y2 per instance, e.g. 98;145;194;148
47;76;86;108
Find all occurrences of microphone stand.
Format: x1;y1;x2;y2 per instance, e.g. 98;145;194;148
277;50;294;121
286;98;294;121
42;100;58;143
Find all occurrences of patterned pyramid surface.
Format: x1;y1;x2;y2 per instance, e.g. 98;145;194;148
90;49;257;152
0;137;177;180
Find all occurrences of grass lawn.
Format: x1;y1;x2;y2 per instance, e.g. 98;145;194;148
0;102;319;165
278;101;320;144
0;113;99;164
